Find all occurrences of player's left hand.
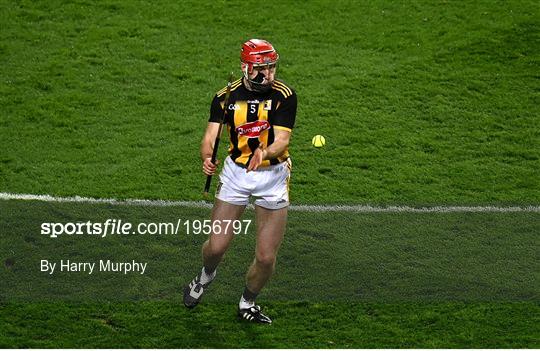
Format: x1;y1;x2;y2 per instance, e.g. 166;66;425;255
247;144;266;172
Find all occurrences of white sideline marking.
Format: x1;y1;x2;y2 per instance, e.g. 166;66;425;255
1;192;539;213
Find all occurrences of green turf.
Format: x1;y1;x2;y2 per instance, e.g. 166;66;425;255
1;0;539;347
1;0;538;205
1;200;539;347
1;301;538;348
1;200;538;302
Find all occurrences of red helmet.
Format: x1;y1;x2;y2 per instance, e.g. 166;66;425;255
241;39;279;69
241;39;279;92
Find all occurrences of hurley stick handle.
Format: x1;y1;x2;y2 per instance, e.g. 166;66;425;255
203;73;234;197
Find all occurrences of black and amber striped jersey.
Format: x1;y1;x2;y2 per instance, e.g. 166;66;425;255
209;78;297;167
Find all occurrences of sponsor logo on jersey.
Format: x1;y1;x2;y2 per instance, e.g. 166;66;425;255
228;103;240;110
263;100;272;110
236;120;271;138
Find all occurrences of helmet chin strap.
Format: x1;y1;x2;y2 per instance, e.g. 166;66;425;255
242;64;272;92
246;72;272;92
252;71;265;83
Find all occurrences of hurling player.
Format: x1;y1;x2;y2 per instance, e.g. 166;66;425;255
183;39;297;324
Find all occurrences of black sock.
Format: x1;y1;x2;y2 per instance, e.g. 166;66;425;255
242;286;258;302
203;266;215;276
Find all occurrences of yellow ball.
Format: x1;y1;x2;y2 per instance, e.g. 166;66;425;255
312;135;326;148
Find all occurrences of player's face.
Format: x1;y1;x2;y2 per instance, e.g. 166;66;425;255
249;63;276;85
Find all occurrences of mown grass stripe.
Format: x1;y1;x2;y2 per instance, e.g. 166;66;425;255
1;192;539;213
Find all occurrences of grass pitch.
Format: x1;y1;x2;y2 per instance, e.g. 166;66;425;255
1;0;539;348
1;200;539;347
2;301;538;348
1;0;538;204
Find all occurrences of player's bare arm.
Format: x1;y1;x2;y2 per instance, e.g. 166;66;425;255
200;122;221;175
247;129;291;172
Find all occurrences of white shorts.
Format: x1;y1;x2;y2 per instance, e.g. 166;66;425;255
216;156;291;210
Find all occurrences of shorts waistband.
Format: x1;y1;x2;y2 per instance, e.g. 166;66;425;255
227;156;287;170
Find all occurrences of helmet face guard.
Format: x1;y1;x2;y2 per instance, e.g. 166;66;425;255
241;39;279;92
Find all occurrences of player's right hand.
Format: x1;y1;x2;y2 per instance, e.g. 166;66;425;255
202;158;219;176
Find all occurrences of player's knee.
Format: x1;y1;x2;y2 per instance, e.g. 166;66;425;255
255;251;276;269
205;240;228;258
